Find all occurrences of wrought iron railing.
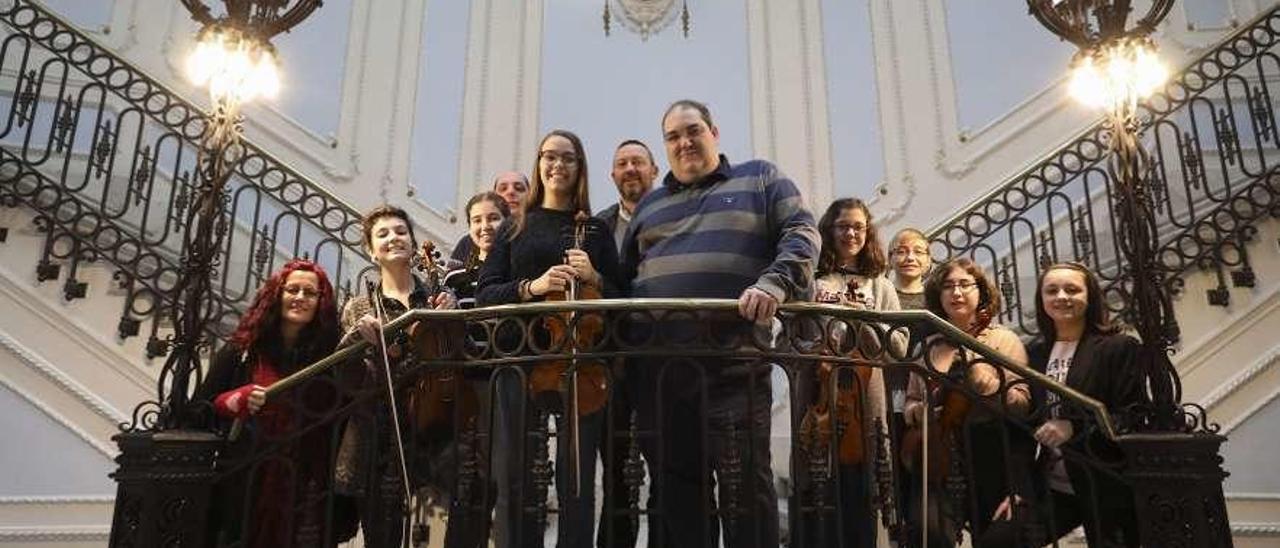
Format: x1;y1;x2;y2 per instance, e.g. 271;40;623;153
928;6;1280;341
107;300;1229;547
0;0;372;357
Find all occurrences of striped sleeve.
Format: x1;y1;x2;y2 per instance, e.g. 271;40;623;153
752;163;819;302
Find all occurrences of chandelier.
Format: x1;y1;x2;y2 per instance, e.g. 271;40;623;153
181;0;322;109
1028;0;1175;114
1027;0;1184;431
604;0;690;40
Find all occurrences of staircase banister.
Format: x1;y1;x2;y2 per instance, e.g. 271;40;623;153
2;0;370;256
925;4;1280;246
260;299;1120;441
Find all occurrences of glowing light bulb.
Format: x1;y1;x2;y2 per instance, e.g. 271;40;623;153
1069;57;1108;109
184;28;282;105
1068;38;1168;112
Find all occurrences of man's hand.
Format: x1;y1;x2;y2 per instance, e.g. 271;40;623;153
738;286;778;324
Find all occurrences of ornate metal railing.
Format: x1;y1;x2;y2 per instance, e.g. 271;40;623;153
0;0;372;357
108;300;1230;547
928;6;1280;341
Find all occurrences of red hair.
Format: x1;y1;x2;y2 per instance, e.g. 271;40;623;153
230;259;340;360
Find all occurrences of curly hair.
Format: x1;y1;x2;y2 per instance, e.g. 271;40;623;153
924;257;1001;332
230;259;340;365
816;198;887;277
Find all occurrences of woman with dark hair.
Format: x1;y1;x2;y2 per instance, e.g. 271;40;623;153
476;129;620;548
797;197;900;547
903;257;1031;546
446;191;511;307
985;262;1142;547
196;258;351;547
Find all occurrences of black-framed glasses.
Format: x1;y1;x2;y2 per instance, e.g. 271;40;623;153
834;223;867;234
538;151;579;165
940;280;978;293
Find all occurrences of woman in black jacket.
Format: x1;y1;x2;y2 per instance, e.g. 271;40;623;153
195;258;351;547
476;129;620;548
986;262;1143;547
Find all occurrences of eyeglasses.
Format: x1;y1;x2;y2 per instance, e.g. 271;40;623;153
893;246;929;258
834;223;867;234
538;151;579;166
940;280;979;293
283;285;320;299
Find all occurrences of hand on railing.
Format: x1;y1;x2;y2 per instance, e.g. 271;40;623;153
1033;418;1074;449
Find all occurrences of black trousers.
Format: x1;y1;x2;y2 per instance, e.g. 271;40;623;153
597;370;640;548
632;361;779;548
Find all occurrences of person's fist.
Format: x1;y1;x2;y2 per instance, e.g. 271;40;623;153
738;287;778;324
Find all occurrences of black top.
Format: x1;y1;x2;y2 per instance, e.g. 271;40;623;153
476;206;621;305
451;233;474;264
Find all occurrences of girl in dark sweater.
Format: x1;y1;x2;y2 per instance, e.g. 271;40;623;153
477;129;619;548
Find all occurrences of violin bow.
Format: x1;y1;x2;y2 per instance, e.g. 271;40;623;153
366;278;415;548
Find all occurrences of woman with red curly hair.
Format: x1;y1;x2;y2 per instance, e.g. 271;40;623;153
196;258;353;547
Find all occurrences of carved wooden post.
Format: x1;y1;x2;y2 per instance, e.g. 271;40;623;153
108;430;222;548
1120;432;1233;548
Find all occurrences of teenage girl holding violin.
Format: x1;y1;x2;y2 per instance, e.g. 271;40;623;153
799;197;902;548
476;129;620;548
903;257;1031;546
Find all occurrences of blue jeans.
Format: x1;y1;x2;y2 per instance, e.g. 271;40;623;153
492;371;603;548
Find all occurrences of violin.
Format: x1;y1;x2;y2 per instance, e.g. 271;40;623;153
406;239;475;433
899;310;992;483
529;210;609;417
801;278;874;465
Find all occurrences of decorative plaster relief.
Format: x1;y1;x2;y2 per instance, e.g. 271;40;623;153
864;0;916;224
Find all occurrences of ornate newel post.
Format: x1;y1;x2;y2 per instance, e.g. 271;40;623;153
108;431;223;546
107;2;320;546
1026;2;1233;545
1119;433;1232;547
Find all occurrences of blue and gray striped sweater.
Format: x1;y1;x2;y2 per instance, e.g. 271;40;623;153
620;155;819;302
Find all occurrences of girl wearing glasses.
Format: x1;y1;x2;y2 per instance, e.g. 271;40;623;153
903;257;1031;546
196;258;354;547
797;197;900;548
476;129;620;548
889;228;932;311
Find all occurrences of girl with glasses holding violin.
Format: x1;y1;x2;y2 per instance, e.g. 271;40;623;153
902;257;1032;546
796;197;902;548
476;129;620;548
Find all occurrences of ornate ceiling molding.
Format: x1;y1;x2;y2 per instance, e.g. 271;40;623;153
605;0;686;41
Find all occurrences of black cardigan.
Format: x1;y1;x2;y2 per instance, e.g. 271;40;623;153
476;206;621;305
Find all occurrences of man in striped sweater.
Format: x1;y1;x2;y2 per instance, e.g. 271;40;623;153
620;99;819;548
